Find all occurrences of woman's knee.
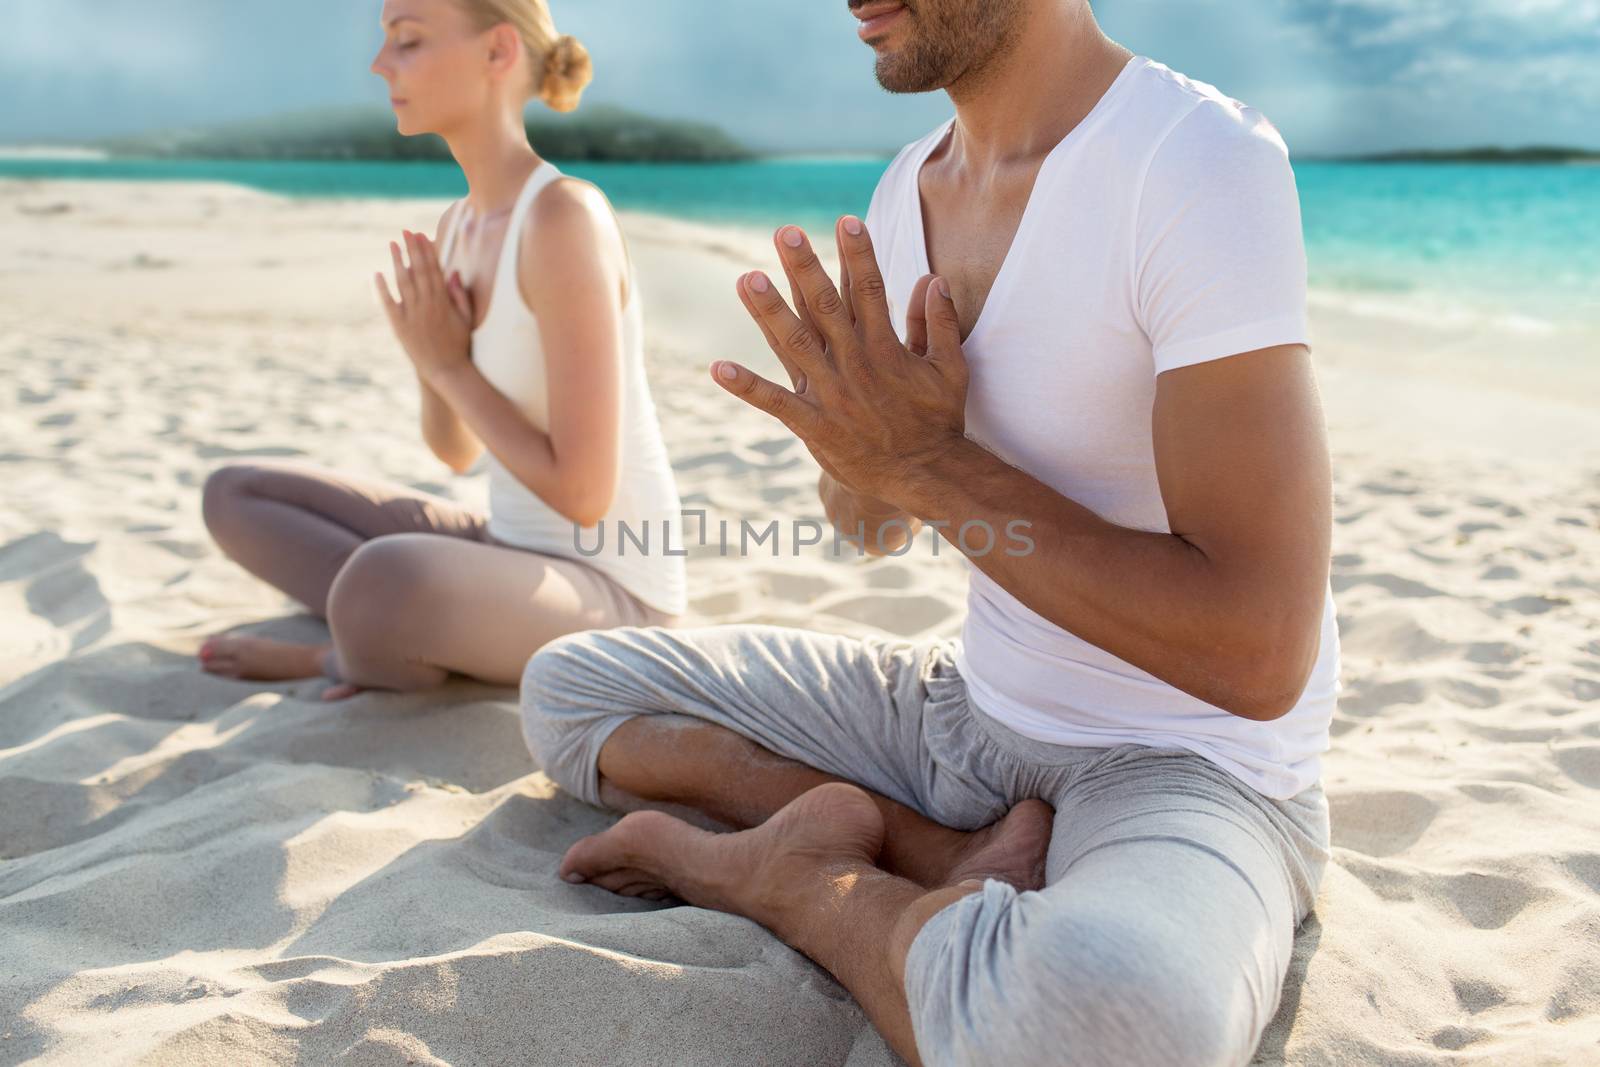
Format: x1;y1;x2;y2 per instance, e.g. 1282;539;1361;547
325;536;437;648
200;463;260;543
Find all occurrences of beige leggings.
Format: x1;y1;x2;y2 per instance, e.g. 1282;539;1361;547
201;460;679;691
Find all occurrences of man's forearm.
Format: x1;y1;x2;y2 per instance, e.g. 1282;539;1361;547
895;437;1314;720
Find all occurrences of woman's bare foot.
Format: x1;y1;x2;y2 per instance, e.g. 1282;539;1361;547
198;635;330;682
558;782;889;933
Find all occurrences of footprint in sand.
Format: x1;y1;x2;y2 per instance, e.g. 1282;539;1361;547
1452;973;1513;1014
1553;746;1600;788
1500;594;1569;616
1339;676;1429;717
863;563;917;591
758;570;834;603
821;593;954;636
1438;870;1536;930
1329;789;1438;857
1554;855;1600;907
1331;572;1449;598
1429;1025;1489;1051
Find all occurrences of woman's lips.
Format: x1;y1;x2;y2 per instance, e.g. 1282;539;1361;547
856;3;907;41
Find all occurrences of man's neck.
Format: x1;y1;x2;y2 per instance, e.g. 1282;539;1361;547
943;4;1133;172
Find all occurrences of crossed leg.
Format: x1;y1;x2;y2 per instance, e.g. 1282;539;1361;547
581;711;1052;891
200;460;667;697
521;624;1054;1065
563;781;984;1065
522;625;1329;1067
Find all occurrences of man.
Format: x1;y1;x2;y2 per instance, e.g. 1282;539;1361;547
519;1;1339;1063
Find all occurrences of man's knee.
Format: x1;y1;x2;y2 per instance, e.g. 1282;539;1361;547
1059;910;1251;1067
907;888;1256;1067
522;630;601;703
519;630;622;793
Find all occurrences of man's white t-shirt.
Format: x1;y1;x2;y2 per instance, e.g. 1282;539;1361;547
865;55;1341;799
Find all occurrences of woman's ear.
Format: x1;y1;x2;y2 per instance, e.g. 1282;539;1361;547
485;23;525;81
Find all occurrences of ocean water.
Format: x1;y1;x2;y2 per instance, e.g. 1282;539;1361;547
3;155;1597;331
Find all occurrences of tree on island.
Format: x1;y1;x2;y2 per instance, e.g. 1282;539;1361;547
101;104;756;164
1342;146;1600;164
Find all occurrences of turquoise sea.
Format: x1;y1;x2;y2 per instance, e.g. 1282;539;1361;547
3;155;1597;331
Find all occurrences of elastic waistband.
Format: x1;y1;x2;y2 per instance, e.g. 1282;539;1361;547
930;642;1106;769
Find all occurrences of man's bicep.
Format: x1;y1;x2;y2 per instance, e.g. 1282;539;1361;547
1151;344;1331;582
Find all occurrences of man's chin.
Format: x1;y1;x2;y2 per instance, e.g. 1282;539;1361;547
874;56;945;95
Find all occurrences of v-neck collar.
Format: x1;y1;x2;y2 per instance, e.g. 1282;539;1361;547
907;55;1147;345
442;159;554;337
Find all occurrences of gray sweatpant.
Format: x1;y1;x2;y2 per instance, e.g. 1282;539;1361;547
520;623;1330;1067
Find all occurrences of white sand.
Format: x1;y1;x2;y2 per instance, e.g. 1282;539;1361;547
1;178;1597;1065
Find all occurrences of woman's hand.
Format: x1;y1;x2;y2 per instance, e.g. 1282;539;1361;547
376;229;476;385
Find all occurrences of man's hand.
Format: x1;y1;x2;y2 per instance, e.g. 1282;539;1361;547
376;229;475;386
715;216;969;509
819;469;923;555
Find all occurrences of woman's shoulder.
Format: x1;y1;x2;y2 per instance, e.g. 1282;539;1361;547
526;175;617;244
516;175;627;297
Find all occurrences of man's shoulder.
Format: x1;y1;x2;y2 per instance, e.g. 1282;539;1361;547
1133;60;1292;168
867;119;952;222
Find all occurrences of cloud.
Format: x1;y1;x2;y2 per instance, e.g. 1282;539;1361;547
2;2;203;81
0;0;1594;153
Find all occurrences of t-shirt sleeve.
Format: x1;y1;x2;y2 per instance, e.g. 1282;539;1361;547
1134;101;1310;375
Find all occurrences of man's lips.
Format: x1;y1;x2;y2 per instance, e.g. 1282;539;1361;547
853;1;907;39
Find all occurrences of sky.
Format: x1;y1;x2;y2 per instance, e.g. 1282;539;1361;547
1;0;1597;155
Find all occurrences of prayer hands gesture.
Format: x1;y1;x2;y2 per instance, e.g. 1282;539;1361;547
376;229;475;384
715;216;970;508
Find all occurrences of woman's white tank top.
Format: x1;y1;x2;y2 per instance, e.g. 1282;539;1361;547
438;161;688;617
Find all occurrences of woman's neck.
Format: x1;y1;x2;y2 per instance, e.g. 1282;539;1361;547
444;107;544;216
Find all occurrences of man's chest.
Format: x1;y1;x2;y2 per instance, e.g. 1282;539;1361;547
880;194;1156;486
916;171;1038;343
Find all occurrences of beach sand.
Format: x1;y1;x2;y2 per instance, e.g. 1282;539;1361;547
1;178;1597;1065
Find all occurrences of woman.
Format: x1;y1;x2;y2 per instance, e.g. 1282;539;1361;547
199;0;688;700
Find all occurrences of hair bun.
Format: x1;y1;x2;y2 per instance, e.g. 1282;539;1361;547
540;34;593;113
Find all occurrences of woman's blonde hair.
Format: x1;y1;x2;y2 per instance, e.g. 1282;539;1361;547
460;0;593;112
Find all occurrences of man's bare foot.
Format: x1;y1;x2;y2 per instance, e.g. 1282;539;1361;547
559;782;888;937
198;635;330;682
935;799;1055;891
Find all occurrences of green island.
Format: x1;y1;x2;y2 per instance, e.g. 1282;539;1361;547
1334;146;1600;164
98;104;757;163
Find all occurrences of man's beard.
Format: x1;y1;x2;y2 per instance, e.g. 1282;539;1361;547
872;0;1024;94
